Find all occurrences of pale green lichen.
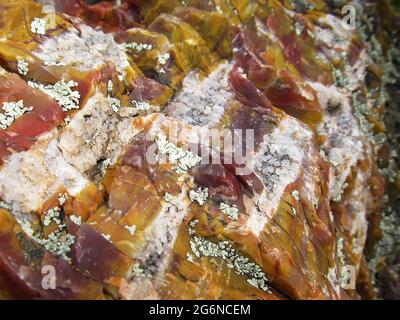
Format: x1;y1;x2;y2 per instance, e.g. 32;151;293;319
188;220;270;292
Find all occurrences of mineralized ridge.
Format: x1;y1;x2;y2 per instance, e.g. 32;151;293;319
0;0;399;300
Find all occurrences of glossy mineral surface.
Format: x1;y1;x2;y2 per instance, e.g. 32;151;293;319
0;0;399;300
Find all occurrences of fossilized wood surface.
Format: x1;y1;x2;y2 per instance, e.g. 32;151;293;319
0;0;398;300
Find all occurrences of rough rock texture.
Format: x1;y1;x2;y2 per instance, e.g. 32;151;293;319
0;0;399;300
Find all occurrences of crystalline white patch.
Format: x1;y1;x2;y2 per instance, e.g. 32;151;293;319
308;81;366;201
318;14;353;43
167;62;234;127
313;25;350;51
308;76;374;272
0;131;62;212
58;92;115;172
34;24;129;76
45;139;89;196
245;116;314;236
133;190;189;286
313;13;354;62
146;114;213;151
0;95;144;211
